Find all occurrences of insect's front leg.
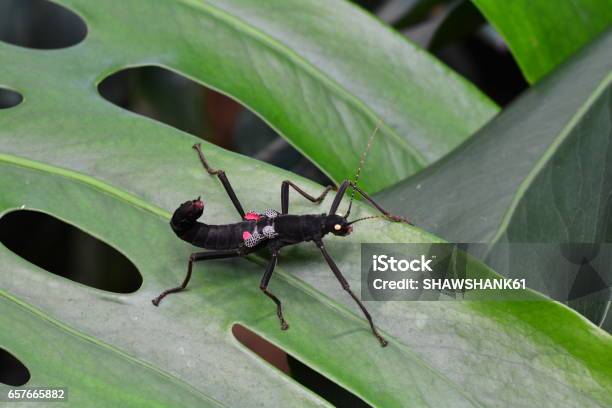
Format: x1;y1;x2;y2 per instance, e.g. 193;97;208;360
259;248;289;330
314;239;388;347
348;182;412;224
328;180;352;215
152;248;241;306
328;180;412;225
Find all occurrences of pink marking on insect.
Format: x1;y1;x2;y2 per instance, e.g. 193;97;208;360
244;212;260;221
242;231;252;240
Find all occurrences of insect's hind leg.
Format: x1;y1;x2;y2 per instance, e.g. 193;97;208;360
281;180;336;214
260;250;289;330
152;249;241;306
193;143;246;219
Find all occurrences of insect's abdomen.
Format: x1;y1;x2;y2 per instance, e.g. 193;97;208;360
182;222;254;250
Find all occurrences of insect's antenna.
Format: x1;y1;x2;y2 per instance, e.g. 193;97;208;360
346;119;382;218
348;213;413;226
347;215;387;225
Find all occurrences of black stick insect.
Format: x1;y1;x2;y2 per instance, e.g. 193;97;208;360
152;126;412;347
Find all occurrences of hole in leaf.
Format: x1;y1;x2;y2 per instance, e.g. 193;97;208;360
0;0;87;49
0;87;22;109
0;210;142;293
232;324;371;407
98;65;332;185
0;348;30;386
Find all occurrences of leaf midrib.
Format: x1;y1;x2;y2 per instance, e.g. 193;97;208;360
487;72;612;248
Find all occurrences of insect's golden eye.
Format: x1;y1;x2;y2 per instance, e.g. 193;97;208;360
334;224;342;231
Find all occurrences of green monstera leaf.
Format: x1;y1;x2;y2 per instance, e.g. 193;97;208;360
0;0;497;194
0;0;610;407
1;133;611;407
471;0;612;83
376;31;612;329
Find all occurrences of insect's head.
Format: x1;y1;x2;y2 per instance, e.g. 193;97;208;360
325;214;353;236
171;197;204;230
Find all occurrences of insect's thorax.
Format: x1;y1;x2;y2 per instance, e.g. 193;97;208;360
273;214;327;243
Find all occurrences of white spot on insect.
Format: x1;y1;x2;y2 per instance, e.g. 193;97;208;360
20;204;25;209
